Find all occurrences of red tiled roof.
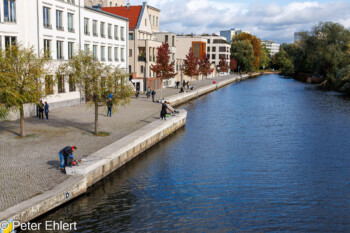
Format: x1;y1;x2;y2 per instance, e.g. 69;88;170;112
102;6;142;29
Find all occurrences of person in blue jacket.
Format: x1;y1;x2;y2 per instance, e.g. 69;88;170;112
58;146;77;171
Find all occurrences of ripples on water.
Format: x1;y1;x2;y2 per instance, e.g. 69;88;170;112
24;75;350;232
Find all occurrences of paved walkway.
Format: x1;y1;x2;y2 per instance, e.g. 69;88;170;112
0;75;237;211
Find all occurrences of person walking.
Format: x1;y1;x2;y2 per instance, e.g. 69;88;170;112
182;80;186;88
151;90;156;102
107;98;113;117
58;146;77;171
160;101;168;120
44;102;49;120
186;81;190;90
147;86;151;99
38;101;44;119
176;81;180;89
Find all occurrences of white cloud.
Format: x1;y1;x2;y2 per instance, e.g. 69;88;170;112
131;0;350;43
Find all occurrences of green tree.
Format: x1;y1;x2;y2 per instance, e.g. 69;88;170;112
259;44;271;69
272;49;294;75
0;45;48;137
60;50;133;135
231;40;254;72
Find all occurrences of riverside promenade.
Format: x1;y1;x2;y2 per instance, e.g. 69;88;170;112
0;74;248;218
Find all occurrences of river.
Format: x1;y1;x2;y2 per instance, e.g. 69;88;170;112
23;74;350;232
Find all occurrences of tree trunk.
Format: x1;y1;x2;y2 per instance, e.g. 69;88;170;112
94;102;98;135
20;104;25;138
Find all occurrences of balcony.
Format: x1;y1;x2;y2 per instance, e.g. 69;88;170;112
57;26;64;31
84;31;90;36
93;32;98;37
115;36;119;40
138;56;146;62
68;28;75;33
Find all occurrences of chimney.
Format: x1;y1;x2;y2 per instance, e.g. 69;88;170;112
126;0;130;9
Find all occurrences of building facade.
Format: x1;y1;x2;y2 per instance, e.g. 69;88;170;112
0;0;128;119
261;40;280;56
103;2;168;92
85;0;125;7
203;35;230;66
220;28;250;43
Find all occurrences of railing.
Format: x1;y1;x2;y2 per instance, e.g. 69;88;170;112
44;24;52;29
57;26;64;31
138;56;146;62
68;28;75;33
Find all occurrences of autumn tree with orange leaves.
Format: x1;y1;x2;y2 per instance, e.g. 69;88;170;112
199;53;213;79
233;32;262;68
183;48;200;80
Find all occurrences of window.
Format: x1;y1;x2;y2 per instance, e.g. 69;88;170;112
68;42;74;60
114;25;119;39
153;16;155;25
67;13;74;32
108;47;112;61
93;45;97;59
219;54;226;59
43;7;51;28
57;41;63;59
129;49;132;57
4;0;16;22
156;17;158;26
145;18;147;26
212;54;216;60
120;27;124;41
84;44;89;53
100;22;105;38
84;18;89;35
121;48;124;61
129;33;134;40
114;47;119;61
44;39;51;58
108;24;112;38
212;47;216;52
56;10;63;30
93;20;97;36
69;75;76;92
172;36;175;47
45;75;54;95
207;39;210;44
57;75;65;93
141;65;144;73
165;35;168;43
4;36;16;48
100;46;105;61
207;46;210;52
219;47;226;52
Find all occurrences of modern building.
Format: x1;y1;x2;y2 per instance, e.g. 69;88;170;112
0;0;129;119
220;28;250;43
103;2;168;92
203;35;230;66
261;40;280;56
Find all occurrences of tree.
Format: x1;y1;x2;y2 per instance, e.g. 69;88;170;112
183;48;200;80
151;42;177;98
0;45;49;137
230;58;237;73
59;50;133;135
199;53;213;79
231;40;254;72
233;33;262;68
218;57;229;74
272;49;294;75
259;44;271;69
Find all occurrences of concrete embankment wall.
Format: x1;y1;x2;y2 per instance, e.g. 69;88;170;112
0;110;187;225
0;73;257;226
165;75;249;106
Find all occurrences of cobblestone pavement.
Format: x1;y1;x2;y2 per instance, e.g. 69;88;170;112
0;75;236;211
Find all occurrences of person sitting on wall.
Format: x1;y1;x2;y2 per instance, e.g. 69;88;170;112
179;87;184;93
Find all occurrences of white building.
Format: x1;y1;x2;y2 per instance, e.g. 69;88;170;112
220;28;250;43
0;0;128;119
261;40;280;56
203;35;230;66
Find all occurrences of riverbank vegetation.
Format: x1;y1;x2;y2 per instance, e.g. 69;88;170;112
271;22;350;94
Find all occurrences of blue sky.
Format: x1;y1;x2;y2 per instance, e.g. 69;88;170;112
132;0;350;43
